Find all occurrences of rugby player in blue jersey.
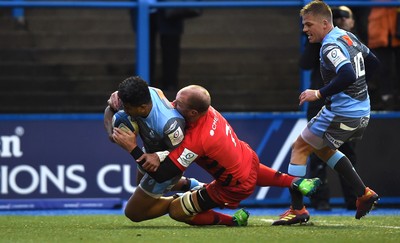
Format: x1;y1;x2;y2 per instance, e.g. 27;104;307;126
273;0;380;225
104;76;201;222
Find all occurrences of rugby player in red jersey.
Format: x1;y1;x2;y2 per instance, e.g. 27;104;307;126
113;85;321;226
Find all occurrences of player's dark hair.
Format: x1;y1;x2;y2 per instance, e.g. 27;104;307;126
118;76;151;107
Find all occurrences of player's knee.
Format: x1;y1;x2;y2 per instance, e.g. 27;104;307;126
124;206;145;222
168;204;182;222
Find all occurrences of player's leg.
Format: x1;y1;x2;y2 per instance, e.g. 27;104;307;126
169;156;258;226
257;164;294;187
257;163;320;197
272;136;314;226
168;187;248;226
315;146;379;219
124;187;173;222
125;173;181;222
288;135;315;208
315;147;364;194
168;189;233;226
337;142;357;209
308;153;331;210
315;115;378;219
276;108;332;223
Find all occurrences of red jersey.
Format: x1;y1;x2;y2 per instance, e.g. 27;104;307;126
168;106;255;186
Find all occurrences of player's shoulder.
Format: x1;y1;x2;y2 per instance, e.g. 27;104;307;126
149;87;175;107
165;119;185;147
200;107;228;139
322;27;344;47
164;117;185;133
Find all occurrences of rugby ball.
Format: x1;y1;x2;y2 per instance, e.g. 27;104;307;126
112;111;139;133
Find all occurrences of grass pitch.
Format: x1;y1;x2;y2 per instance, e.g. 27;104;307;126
1;214;399;243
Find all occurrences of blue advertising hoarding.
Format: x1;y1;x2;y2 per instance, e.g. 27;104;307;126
1;113;399;209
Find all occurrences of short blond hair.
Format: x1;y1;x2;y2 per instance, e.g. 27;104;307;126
300;0;332;22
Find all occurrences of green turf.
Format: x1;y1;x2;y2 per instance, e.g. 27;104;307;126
1;215;399;243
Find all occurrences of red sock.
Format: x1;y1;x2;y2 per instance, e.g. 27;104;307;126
189;210;234;226
257;164;294;188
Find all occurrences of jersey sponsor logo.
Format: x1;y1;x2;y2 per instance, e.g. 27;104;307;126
149;130;155;139
209;111;219;137
177;148;198;168
165;120;178;134
342;35;353;46
327;48;347;67
323;45;336;53
325;133;344;148
168;126;184;146
360;116;369;128
339;123;357;131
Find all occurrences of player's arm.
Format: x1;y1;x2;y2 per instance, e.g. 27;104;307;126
131;147;183;183
364;51;380;82
317;45;357;99
104;91;123;142
112;127;157;171
318;63;356;98
316;50;378;99
104;106;116;142
299;56;355;106
112;127;182;183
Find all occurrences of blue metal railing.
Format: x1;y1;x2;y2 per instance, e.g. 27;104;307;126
1;0;400;109
2;1;400;8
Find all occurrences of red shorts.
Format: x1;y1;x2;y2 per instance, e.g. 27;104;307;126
205;150;259;209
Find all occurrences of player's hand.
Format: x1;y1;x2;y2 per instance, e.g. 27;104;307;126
138;153;161;172
299;89;321;106
112;127;137;152
104;106;116;143
107;91;121;111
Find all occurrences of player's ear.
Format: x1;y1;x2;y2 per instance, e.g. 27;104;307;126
323;19;329;29
190;109;198;117
139;104;148;113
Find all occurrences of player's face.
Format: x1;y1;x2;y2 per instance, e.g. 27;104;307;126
173;91;191;120
122;103;143;118
302;13;327;43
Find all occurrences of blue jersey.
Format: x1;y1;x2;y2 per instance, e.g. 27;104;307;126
320;27;370;117
135;87;185;153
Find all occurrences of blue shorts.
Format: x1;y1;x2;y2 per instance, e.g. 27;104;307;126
301;107;369;149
